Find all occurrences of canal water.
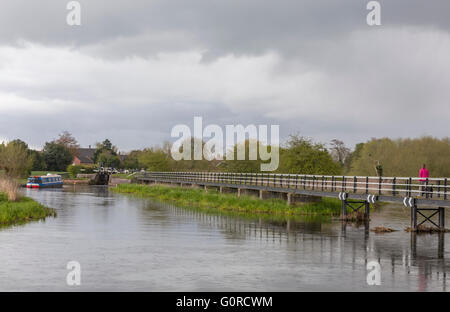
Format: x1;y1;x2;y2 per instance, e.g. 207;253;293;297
0;185;448;291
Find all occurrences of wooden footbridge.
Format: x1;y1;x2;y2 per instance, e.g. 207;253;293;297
135;172;450;231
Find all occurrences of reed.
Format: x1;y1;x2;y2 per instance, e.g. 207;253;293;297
0;176;22;201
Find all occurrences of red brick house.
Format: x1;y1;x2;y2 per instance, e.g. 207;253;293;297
72;147;96;165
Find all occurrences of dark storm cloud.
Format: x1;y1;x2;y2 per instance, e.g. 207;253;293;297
0;1;449;150
1;1;449;56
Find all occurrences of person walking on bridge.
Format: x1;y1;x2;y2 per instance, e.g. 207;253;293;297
419;164;429;196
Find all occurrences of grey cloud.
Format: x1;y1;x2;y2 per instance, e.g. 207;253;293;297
1;1;450;58
0;1;449;151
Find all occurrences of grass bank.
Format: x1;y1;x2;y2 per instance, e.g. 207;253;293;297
113;184;343;216
0;193;56;226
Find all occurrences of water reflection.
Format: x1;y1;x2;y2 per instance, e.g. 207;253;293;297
0;186;448;291
156;201;449;291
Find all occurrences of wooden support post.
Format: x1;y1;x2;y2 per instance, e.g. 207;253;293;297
342;200;347;217
439;207;445;230
411;204;417;231
238;188;241;197
219;186;223;194
287;193;293;206
365;201;370;220
410;232;417;258
438;232;445;259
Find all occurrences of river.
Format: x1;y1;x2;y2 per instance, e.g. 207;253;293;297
0;185;448;291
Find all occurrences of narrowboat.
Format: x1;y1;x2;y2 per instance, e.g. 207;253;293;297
27;174;64;189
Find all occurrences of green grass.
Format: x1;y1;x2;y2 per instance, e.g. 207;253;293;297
112;184;343;217
0;193;57;226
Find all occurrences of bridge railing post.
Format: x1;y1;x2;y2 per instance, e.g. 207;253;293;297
445;178;448;200
378;176;382;195
408;177;412;197
393;177;396;196
437;180;441;198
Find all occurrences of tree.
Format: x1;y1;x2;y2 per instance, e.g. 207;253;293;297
343;142;364;173
123;150;142;169
0;141;33;177
277;135;341;175
97;151;121;168
56;131;79;156
42;142;73;171
170;137;218;171
221;139;270;173
30;150;46;171
329;139;350;166
138;147;172;171
348;137;450;177
93;139;118;164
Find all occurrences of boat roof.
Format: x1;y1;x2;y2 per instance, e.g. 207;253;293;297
29;174;62;178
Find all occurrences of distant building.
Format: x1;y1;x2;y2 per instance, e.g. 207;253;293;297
73;147;96;165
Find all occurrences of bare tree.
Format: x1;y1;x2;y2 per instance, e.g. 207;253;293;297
56;131;80;156
330;139;351;166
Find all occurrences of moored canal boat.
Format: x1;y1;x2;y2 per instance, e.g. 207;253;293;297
27;174;63;189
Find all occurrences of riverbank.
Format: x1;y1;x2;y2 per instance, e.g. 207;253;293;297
112;184;343;216
0;193;56;226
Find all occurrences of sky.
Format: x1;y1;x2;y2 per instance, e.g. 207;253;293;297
0;0;449;151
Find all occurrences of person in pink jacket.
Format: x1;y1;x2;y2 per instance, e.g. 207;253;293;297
419;164;429;196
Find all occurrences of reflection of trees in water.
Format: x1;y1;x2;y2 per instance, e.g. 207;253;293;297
28;188;448;291
163;202;449;291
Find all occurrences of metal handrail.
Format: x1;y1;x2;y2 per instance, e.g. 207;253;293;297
136;172;449;200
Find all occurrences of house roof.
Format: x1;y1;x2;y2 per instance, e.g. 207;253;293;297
75;148;96;164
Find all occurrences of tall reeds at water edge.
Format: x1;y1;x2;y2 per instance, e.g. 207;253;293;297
0;176;22;201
